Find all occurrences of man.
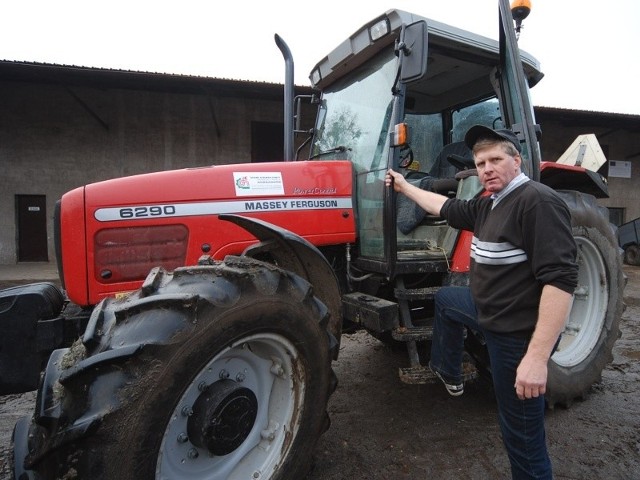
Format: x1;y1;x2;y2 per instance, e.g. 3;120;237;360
385;125;578;479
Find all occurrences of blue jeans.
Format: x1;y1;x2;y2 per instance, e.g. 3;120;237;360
430;286;552;480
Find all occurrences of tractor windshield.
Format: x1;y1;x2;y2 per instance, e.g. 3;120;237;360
311;48;398;259
310;48;397;172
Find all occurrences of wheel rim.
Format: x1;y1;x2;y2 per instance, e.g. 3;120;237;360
157;333;304;480
552;236;608;368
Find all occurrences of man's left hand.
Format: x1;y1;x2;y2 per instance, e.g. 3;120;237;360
515;354;548;400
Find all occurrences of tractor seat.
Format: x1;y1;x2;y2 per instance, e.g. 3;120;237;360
429;142;473;178
397;142;473;234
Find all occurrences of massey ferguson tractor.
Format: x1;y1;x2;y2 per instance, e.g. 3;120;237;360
4;1;624;478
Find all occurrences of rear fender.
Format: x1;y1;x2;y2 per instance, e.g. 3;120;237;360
219;214;343;340
540;161;609;198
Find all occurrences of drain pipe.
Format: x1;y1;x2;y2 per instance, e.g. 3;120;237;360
275;34;295;162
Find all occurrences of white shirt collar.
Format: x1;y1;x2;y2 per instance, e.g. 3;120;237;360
490;172;529;209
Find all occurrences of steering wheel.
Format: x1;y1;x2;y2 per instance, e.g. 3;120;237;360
398;146;414;168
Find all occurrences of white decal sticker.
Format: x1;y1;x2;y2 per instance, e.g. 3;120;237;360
233;172;284;196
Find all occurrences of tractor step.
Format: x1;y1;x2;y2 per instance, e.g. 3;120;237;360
394;286;439;301
392;325;433;342
398;363;478;385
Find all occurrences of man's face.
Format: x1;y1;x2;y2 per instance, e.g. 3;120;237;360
473;144;522;193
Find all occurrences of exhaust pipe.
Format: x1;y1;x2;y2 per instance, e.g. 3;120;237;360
275;34;295;162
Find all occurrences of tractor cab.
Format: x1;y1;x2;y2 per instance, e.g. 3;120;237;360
307;5;543;283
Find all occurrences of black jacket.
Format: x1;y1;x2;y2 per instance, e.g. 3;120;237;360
442;179;578;334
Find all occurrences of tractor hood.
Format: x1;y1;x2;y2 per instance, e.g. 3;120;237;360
58;161;355;305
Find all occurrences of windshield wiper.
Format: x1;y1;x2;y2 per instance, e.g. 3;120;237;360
309;145;351;159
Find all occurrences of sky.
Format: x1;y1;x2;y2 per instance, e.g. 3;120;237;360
1;0;639;115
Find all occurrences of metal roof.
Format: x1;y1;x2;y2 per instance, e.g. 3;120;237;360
535;106;640;133
1;60;637;125
0;60;313;99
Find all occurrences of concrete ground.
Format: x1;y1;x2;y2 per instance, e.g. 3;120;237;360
1;264;639;479
0;262;58;284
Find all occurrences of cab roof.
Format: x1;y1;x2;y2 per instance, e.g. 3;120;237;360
310;9;544;112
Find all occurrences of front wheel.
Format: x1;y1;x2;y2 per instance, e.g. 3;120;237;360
19;256;337;479
546;191;625;407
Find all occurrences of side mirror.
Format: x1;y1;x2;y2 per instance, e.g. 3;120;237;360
399;21;428;83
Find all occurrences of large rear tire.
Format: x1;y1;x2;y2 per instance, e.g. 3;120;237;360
546;191;625;407
22;256;337;479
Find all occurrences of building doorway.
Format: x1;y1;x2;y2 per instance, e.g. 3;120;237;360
251;121;284;162
16;194;49;262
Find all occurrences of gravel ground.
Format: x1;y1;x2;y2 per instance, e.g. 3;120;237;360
1;266;639;479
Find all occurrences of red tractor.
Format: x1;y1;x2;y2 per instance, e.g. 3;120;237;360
5;1;623;478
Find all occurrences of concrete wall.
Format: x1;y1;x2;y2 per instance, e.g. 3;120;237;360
0;80;288;263
596;129;640;223
536;113;640;223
